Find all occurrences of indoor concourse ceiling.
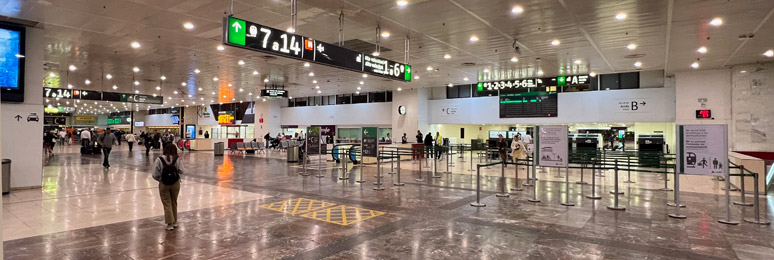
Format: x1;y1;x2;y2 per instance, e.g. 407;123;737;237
2;0;774;110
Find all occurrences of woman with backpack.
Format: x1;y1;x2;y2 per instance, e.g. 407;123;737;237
153;143;184;231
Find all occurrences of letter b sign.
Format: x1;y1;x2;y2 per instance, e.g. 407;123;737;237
631;101;639;111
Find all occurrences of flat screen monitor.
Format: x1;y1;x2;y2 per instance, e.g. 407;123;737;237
171;115;180;125
0;22;25;102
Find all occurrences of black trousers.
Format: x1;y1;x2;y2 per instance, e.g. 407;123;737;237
102;147;112;167
128;142;134;151
145;145;152;155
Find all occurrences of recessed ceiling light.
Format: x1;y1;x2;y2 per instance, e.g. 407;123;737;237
589;72;597;77
397;1;408;7
615;12;627;20
315;85;320;89
426;66;433;71
691;62;699;69
362;74;368;78
356;91;360;94
227;83;232;87
740;70;747;73
359;81;364;85
709;17;723;26
372;51;380;56
183;22;194;30
483;68;489;73
200;97;204;100
447;83;453;87
135;90;140;94
155;86;161;90
469;35;479;42
213;77;219;81
130;41;141;49
634;61;642;67
84;79;91;85
181;82;187;86
253;70;259;75
537;70;544;76
217;45;225;51
133;81;140;86
697;46;707;54
48;72;56;78
264;78;269;82
238;60;245;65
287;27;295;33
511;57;518;62
764;49;774;57
551;39;560;46
160;75;167;80
248;92;253;96
312;80;318;84
194;69;200;74
304;62;310;67
69;65;77;71
132;67;140;72
112;85;118;90
67;84;73;89
627;43;637;50
173;90;179;94
198;87;203;91
105;74;112;79
308;72;315;76
574;59;582;64
357;87;362;90
511;5;524;14
211;92;215;95
463;77;469;81
381;31;391;38
444;54;451;59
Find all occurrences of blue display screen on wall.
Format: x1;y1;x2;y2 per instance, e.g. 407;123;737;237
0;22;25;102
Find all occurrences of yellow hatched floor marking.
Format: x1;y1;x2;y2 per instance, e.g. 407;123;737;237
300;205;386;226
258;198;336;215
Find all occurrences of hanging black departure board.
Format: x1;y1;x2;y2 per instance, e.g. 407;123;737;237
499;91;558;118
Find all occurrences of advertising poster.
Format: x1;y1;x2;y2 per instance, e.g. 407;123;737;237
535;125;569;167
676;124;727;176
306;126;321;155
361;127;378;157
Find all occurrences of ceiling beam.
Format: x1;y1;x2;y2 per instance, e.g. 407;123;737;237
446;0;535;56
720;5;774;67
663;0;673;77
555;0;614;72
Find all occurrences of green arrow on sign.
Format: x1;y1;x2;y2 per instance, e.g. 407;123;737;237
227;17;246;46
362;127;377;138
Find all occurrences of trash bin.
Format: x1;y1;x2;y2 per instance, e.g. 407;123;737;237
2;159;10;195
214;142;224;156
287;146;299;162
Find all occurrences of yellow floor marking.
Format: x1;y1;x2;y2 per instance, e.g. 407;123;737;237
259;198;336;215
300;205;386;226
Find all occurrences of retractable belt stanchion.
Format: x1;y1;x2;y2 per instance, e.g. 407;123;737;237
470;165;486;207
576;155;587;185
659;157;673;191
561;166;575;206
416;151;425;182
528;157;540;203
496;163;509;197
607;159;625;210
315;143;324;178
718;161;739;225
444;146;452;174
374;152;385;190
733;165;753;206
339;151;349;180
668;163;686;219
458;144;465;160
523;157;534;187
300;144;310;176
624;155;635;183
468;146;475;172
431;153;441;178
666;164;685;207
609;159;624;195
511;159;523;192
394;152;405;186
388;150;396;175
586;158;601;200
355;151;365;183
744;172;771;225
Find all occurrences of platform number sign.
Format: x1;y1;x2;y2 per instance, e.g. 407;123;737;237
361;127;378;157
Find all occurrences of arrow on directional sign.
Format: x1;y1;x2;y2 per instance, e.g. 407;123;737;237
14;115;22;121
363;129;369;135
640;101;646;106
232;21;242;33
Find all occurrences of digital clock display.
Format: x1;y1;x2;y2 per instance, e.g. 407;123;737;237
225;16;410;82
696;109;711;119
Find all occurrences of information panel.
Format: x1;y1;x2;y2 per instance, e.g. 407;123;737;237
535;125;568;168
676;124;727;176
306;126;321;155
260;89;289;98
102;92;163;104
225;16;410;82
499;91;558;118
361;127;378;157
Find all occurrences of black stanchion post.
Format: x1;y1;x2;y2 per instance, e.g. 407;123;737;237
470;166;486;207
734;165;753;206
743;172;771;225
607;159;625;210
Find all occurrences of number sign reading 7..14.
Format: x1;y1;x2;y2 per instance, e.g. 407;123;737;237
225;16;411;82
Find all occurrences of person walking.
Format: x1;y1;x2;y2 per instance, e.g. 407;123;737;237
97;128;118;168
496;134;508;167
80;128;92;147
145;133;154;156
264;132;271;148
424;132;434;159
434;132;444;160
511;134;527;167
125;132;137;152
153;144;184;231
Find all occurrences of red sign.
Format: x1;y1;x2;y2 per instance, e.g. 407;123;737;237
695;110;711;119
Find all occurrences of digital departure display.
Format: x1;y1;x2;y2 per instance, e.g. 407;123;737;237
499;91;558;118
0;23;26;102
102;92;164;104
260;89;289;98
225;16;410;82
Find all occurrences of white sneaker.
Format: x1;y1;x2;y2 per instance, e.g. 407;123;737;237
165;224;175;231
172;222;179;228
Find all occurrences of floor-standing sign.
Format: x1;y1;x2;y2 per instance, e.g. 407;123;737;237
361;127;378;157
673;124;728;219
307;126;322;177
535;125;569;168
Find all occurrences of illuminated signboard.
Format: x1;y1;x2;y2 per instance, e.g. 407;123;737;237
479;78;542;90
696;110;712;119
0;22;26;102
218;111;235;125
260;89;289;98
225;16;410;82
557;75;589;86
499;91;558;118
43;88;160;104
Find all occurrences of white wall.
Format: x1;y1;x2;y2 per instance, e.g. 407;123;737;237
1;27;44;189
392;88;430;140
281;102;392;126
674;69;732;126
429;87;676;125
731;63;774;151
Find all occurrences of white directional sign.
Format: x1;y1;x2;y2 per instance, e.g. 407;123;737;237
536;125;569;167
676;124;727;176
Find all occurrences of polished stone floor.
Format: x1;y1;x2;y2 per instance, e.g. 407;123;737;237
3;145;774;259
